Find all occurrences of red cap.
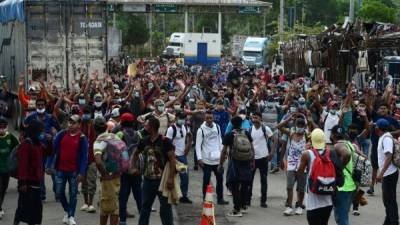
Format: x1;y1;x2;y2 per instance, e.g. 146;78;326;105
120;113;136;123
329;100;338;108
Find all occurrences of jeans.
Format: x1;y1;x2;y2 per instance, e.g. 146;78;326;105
202;164;224;201
382;171;399;225
333;191;355;225
307;205;333;225
55;171;78;217
248;158;268;203
231;182;248;211
270;131;280;169
176;155;189;197
138;179;173;225
356;136;370;157
119;173;142;222
0;173;10;210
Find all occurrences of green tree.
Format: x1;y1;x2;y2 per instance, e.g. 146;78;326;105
361;0;396;23
116;13;149;47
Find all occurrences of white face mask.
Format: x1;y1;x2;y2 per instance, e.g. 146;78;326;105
94;111;103;118
94;101;102;108
174;105;181;110
37;108;46;114
157;105;165;113
396;104;400;109
239;114;246;120
169;95;176;101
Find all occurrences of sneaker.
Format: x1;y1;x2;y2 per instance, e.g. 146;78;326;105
68;217;77;225
353;210;360;216
283;207;294;216
295;207;303;215
241;207;248;214
217;199;229;205
126;211;135;218
80;204;89;211
87;205;96;213
271;167;279;174
62;213;69;224
151;207;157;212
0;209;4;219
227;190;232;197
260;202;268;208
367;187;374;196
179;196;193;204
227;210;243;217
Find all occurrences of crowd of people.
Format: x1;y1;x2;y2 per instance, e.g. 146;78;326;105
0;57;398;225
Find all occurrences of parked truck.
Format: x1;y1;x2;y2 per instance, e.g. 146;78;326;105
0;0;108;129
162;32;185;58
242;37;269;67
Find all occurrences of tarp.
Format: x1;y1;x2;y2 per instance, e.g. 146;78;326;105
0;0;25;23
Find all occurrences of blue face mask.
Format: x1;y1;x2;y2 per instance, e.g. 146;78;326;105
295;127;305;134
82;114;91;121
290;107;297;113
78;99;86;105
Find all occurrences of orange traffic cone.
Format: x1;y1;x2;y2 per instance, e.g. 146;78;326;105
201;185;216;225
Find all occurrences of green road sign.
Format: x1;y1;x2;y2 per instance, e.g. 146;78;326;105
155;4;177;13
239;6;260;13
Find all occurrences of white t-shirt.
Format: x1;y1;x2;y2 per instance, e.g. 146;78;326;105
378;133;398;177
166;124;189;157
322;111;340;144
250;125;273;159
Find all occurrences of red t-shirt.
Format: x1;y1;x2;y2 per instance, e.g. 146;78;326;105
58;132;81;172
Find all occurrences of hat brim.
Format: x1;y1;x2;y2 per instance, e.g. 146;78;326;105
312;141;326;149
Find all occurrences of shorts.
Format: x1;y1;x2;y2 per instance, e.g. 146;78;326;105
100;177;120;216
287;171;306;193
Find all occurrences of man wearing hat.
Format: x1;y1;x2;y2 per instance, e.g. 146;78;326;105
321;100;341;147
297;128;333;225
375;118;399;225
138;99;175;135
46;114;89;225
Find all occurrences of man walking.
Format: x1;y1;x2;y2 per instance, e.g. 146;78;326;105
196;110;228;205
131;117;177;225
47;115;88;225
166;112;193;203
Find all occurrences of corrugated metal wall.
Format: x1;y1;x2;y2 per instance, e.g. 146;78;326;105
0;21;27;94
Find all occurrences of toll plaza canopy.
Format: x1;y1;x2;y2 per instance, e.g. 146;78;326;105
107;0;271;7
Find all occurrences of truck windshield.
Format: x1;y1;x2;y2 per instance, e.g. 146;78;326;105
169;42;182;47
243;51;261;57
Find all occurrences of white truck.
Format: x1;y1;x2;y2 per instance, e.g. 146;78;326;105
242;37;269;67
163;32;221;65
162;33;185;58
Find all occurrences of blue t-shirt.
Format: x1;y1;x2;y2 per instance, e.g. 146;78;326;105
213;110;230;138
225;119;252;135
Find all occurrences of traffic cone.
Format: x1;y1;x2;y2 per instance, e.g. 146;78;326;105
200;185;216;225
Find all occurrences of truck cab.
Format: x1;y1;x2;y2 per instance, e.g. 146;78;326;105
242;37;269;67
163;33;185;58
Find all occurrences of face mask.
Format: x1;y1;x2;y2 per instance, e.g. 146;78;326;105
290;107;297;113
295;127;305;134
37;108;46;114
354;100;359;105
239;114;246;120
157;105;165;112
118;98;123;103
78;99;86;105
174;105;181;110
396;104;400;109
94;111;103;118
299;104;306;109
169;95;176;101
94;101;102;108
323;106;327;112
330;109;337;115
134;91;140;98
82;114;91;121
148;83;154;90
177;119;185;126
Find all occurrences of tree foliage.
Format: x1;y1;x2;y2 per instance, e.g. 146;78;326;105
360;0;397;23
116;13;149;46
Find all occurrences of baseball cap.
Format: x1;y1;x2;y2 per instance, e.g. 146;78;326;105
376;118;390;129
311;128;325;149
93;116;107;128
69;114;81;123
331;125;348;139
120;113;136;123
111;108;120;118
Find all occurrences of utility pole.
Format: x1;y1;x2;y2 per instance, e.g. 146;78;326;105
349;0;355;23
279;0;284;39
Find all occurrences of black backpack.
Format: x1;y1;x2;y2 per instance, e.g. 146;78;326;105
122;128;140;155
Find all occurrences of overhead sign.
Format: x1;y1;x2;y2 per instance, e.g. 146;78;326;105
239;6;260;14
154;4;177;13
123;4;147;12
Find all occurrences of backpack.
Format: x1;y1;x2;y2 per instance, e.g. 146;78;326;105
8;138;31;178
308;148;337;195
122;129;140;155
343;141;372;187
97;133;130;173
231;130;254;161
168;124;188;141
387;135;400;168
249;125;268;142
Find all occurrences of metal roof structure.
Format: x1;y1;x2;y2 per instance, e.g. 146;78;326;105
107;0;272;8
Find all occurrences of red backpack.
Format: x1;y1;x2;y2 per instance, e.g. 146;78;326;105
308;148;337;195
